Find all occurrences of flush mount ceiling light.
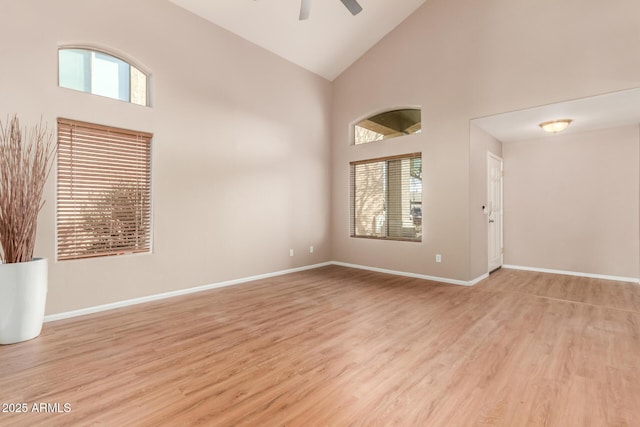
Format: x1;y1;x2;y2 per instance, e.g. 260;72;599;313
539;119;573;133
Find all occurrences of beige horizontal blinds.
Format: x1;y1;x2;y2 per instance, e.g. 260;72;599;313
350;153;422;242
57;118;152;260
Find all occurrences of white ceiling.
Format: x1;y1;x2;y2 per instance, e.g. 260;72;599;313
169;0;427;81
472;88;640;143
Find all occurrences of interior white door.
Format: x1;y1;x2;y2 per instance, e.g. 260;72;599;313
487;153;503;272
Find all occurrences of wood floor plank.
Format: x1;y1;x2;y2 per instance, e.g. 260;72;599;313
1;265;640;426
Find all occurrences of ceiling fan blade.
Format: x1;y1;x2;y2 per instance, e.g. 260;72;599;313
299;0;311;20
340;0;363;16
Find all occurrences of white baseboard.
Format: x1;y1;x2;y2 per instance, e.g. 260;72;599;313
502;264;640;284
470;272;490;285
40;261;640;324
331;261;486;287
44;262;332;323
44;261;491;323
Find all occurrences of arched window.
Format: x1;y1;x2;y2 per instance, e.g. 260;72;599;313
58;48;148;106
353;108;421;145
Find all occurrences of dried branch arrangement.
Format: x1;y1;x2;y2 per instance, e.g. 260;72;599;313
0;115;56;264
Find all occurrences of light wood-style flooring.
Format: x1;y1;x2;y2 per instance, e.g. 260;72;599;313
1;265;639;426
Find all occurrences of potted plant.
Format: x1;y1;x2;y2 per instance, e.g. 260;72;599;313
0;115;55;345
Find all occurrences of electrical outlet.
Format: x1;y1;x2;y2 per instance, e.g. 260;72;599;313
435;254;442;263
289;249;294;257
309;246;314;253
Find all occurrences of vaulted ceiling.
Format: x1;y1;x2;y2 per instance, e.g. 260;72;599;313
168;1;640;140
169;0;427;81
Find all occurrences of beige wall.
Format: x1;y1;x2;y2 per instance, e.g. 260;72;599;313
0;0;333;314
503;126;640;278
331;0;640;281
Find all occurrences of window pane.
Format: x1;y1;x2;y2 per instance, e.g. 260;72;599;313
59;49;91;92
354;125;384;145
353;161;386;237
130;66;147;106
387;158;422;239
354;109;421;145
92;51;130;101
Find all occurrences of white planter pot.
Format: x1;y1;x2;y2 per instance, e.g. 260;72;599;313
0;258;48;345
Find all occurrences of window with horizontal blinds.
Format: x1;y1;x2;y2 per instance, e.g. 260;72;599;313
57;118;152;260
350;153;422;241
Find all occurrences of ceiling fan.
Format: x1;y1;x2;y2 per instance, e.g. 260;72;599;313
299;0;363;20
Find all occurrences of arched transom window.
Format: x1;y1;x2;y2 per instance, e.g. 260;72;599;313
58;47;148;106
354;108;421;145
